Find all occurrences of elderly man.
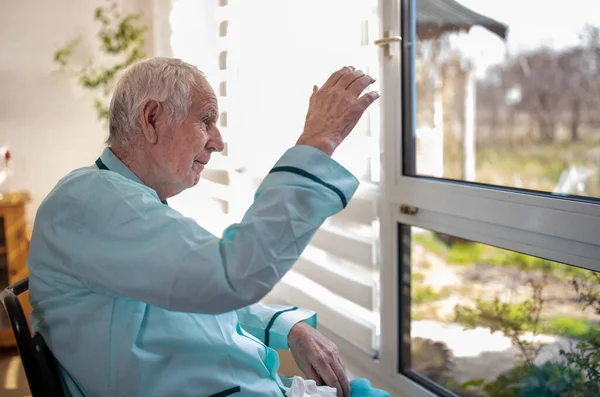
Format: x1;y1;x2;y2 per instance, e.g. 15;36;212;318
27;57;384;397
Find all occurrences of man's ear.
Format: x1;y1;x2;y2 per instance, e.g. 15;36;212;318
139;100;161;144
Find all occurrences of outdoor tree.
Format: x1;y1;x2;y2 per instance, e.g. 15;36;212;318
476;24;600;144
555;26;600;141
500;49;563;143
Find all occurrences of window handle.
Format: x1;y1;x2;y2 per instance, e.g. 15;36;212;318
400;205;418;215
374;31;402;57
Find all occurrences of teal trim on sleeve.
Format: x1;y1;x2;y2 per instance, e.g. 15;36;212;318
264;307;298;347
269;166;348;208
207;386;241;396
260;145;359;213
266;307;317;350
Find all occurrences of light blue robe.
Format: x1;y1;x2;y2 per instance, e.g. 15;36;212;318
27;145;358;397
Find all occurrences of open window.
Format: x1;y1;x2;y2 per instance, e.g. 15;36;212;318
380;0;600;395
162;0;600;394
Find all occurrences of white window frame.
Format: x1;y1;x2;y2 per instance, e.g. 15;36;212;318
377;0;600;396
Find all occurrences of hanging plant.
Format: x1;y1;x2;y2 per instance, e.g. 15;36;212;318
53;0;148;121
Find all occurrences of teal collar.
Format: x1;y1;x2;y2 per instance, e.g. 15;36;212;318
97;147;168;206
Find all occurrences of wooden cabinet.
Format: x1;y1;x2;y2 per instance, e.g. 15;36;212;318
0;191;31;347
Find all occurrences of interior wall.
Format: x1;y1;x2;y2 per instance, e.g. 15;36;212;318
0;0;155;223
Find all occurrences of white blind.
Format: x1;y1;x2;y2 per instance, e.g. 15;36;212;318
167;0;235;237
226;0;381;355
166;0;382;355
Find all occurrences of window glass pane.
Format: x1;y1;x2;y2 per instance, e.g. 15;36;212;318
408;0;600;198
407;226;599;396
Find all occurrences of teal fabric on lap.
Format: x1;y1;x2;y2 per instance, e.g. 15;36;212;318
349;378;390;397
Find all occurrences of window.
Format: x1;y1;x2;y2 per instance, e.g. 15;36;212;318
380;0;600;396
409;0;600;200
404;226;599;396
164;1;600;394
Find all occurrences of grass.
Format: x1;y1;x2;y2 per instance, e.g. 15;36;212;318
412;272;425;282
476;145;566;190
539;316;599;340
412;232;600;341
412;270;451;305
413;233;448;257
446;243;485;265
442;138;600;197
412;286;444;304
414;232;595;281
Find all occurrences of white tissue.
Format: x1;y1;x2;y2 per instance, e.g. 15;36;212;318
285;376;338;397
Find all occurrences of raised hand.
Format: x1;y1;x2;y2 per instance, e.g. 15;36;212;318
296;66;379;156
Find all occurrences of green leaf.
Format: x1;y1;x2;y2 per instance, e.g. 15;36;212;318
460;378;485;389
53;0;147;124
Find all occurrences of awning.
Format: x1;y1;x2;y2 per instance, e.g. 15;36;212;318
416;0;508;40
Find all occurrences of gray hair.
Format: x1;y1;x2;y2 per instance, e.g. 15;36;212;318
107;57;204;146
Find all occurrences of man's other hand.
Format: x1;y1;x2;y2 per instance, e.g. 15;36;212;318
288;322;350;397
296;66;380;156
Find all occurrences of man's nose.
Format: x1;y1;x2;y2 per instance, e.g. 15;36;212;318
207;125;225;153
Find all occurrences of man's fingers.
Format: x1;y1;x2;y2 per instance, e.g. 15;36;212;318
304;365;322;386
356;90;381;110
316;365;343;396
332;358;351;397
299;65;375;155
347;74;376;98
337;69;365;91
309;85;319;107
321;66;355;90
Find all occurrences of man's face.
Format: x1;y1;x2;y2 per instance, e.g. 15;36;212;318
154;77;224;197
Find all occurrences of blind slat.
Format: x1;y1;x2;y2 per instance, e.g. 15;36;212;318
310;224;374;269
267;271;377;355
294;245;374;309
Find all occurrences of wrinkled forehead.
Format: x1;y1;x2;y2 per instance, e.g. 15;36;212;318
192;75;217;109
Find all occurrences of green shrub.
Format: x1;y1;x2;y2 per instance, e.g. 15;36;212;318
541;316;596;340
446;243;485;265
413;233;448;256
481;362;583;397
412;286;443;304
